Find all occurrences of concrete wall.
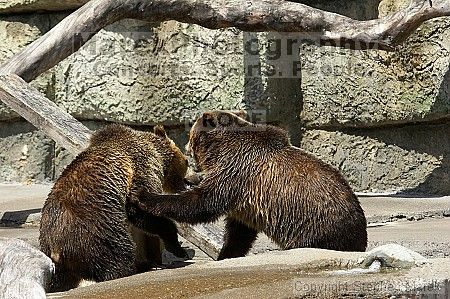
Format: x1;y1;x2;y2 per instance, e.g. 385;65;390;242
0;0;449;194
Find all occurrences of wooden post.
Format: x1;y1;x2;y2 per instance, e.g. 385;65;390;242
0;74;223;260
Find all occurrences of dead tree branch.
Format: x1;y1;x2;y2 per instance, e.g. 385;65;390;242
0;74;91;155
1;0;449;82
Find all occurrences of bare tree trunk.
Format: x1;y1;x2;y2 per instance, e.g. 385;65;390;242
1;0;449;82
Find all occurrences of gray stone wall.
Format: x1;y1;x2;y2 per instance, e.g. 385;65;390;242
53;20;244;125
0;0;449;195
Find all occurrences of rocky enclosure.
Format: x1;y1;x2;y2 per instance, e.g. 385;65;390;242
0;0;449;194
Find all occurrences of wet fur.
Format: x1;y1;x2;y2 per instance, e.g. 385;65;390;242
132;111;367;259
39;124;188;292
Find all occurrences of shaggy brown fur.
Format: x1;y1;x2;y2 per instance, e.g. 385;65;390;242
39;124;188;292
131;111;367;260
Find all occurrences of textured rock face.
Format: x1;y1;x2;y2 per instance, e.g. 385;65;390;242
0;14;57;121
54;20;244;125
0;123;54;183
0;12;67;183
296;0;450;194
299;122;450;195
300;17;450;128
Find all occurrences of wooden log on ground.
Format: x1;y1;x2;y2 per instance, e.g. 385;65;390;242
1;0;449;82
0;74;223;259
178;223;222;260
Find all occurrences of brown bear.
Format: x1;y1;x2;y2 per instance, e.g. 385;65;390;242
39;124;188;292
130;111;367;260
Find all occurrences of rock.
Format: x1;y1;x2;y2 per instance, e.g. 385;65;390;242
0;14;60;121
300;11;450;128
0;0;448;196
0;0;87;14
301;0;379;20
362;244;428;268
299;121;450;194
238;0;377;137
0;122;54;183
378;0;409;18
47;248;450;299
0;238;54;299
197;247;364;270
53;20;244;125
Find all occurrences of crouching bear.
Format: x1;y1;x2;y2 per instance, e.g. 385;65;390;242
40;124;188;292
130;111;367;260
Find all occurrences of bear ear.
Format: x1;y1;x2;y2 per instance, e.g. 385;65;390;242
232;110;248;120
154;125;167;138
202;112;217;128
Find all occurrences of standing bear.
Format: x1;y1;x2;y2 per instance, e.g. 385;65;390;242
130;111;367;260
40;124;188;292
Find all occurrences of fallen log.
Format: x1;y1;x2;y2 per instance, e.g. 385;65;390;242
178;223;222;260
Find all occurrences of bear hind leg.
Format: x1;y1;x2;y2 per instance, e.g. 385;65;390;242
47;264;81;293
217;217;257;260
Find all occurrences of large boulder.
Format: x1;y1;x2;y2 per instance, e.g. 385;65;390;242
300;4;450;128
